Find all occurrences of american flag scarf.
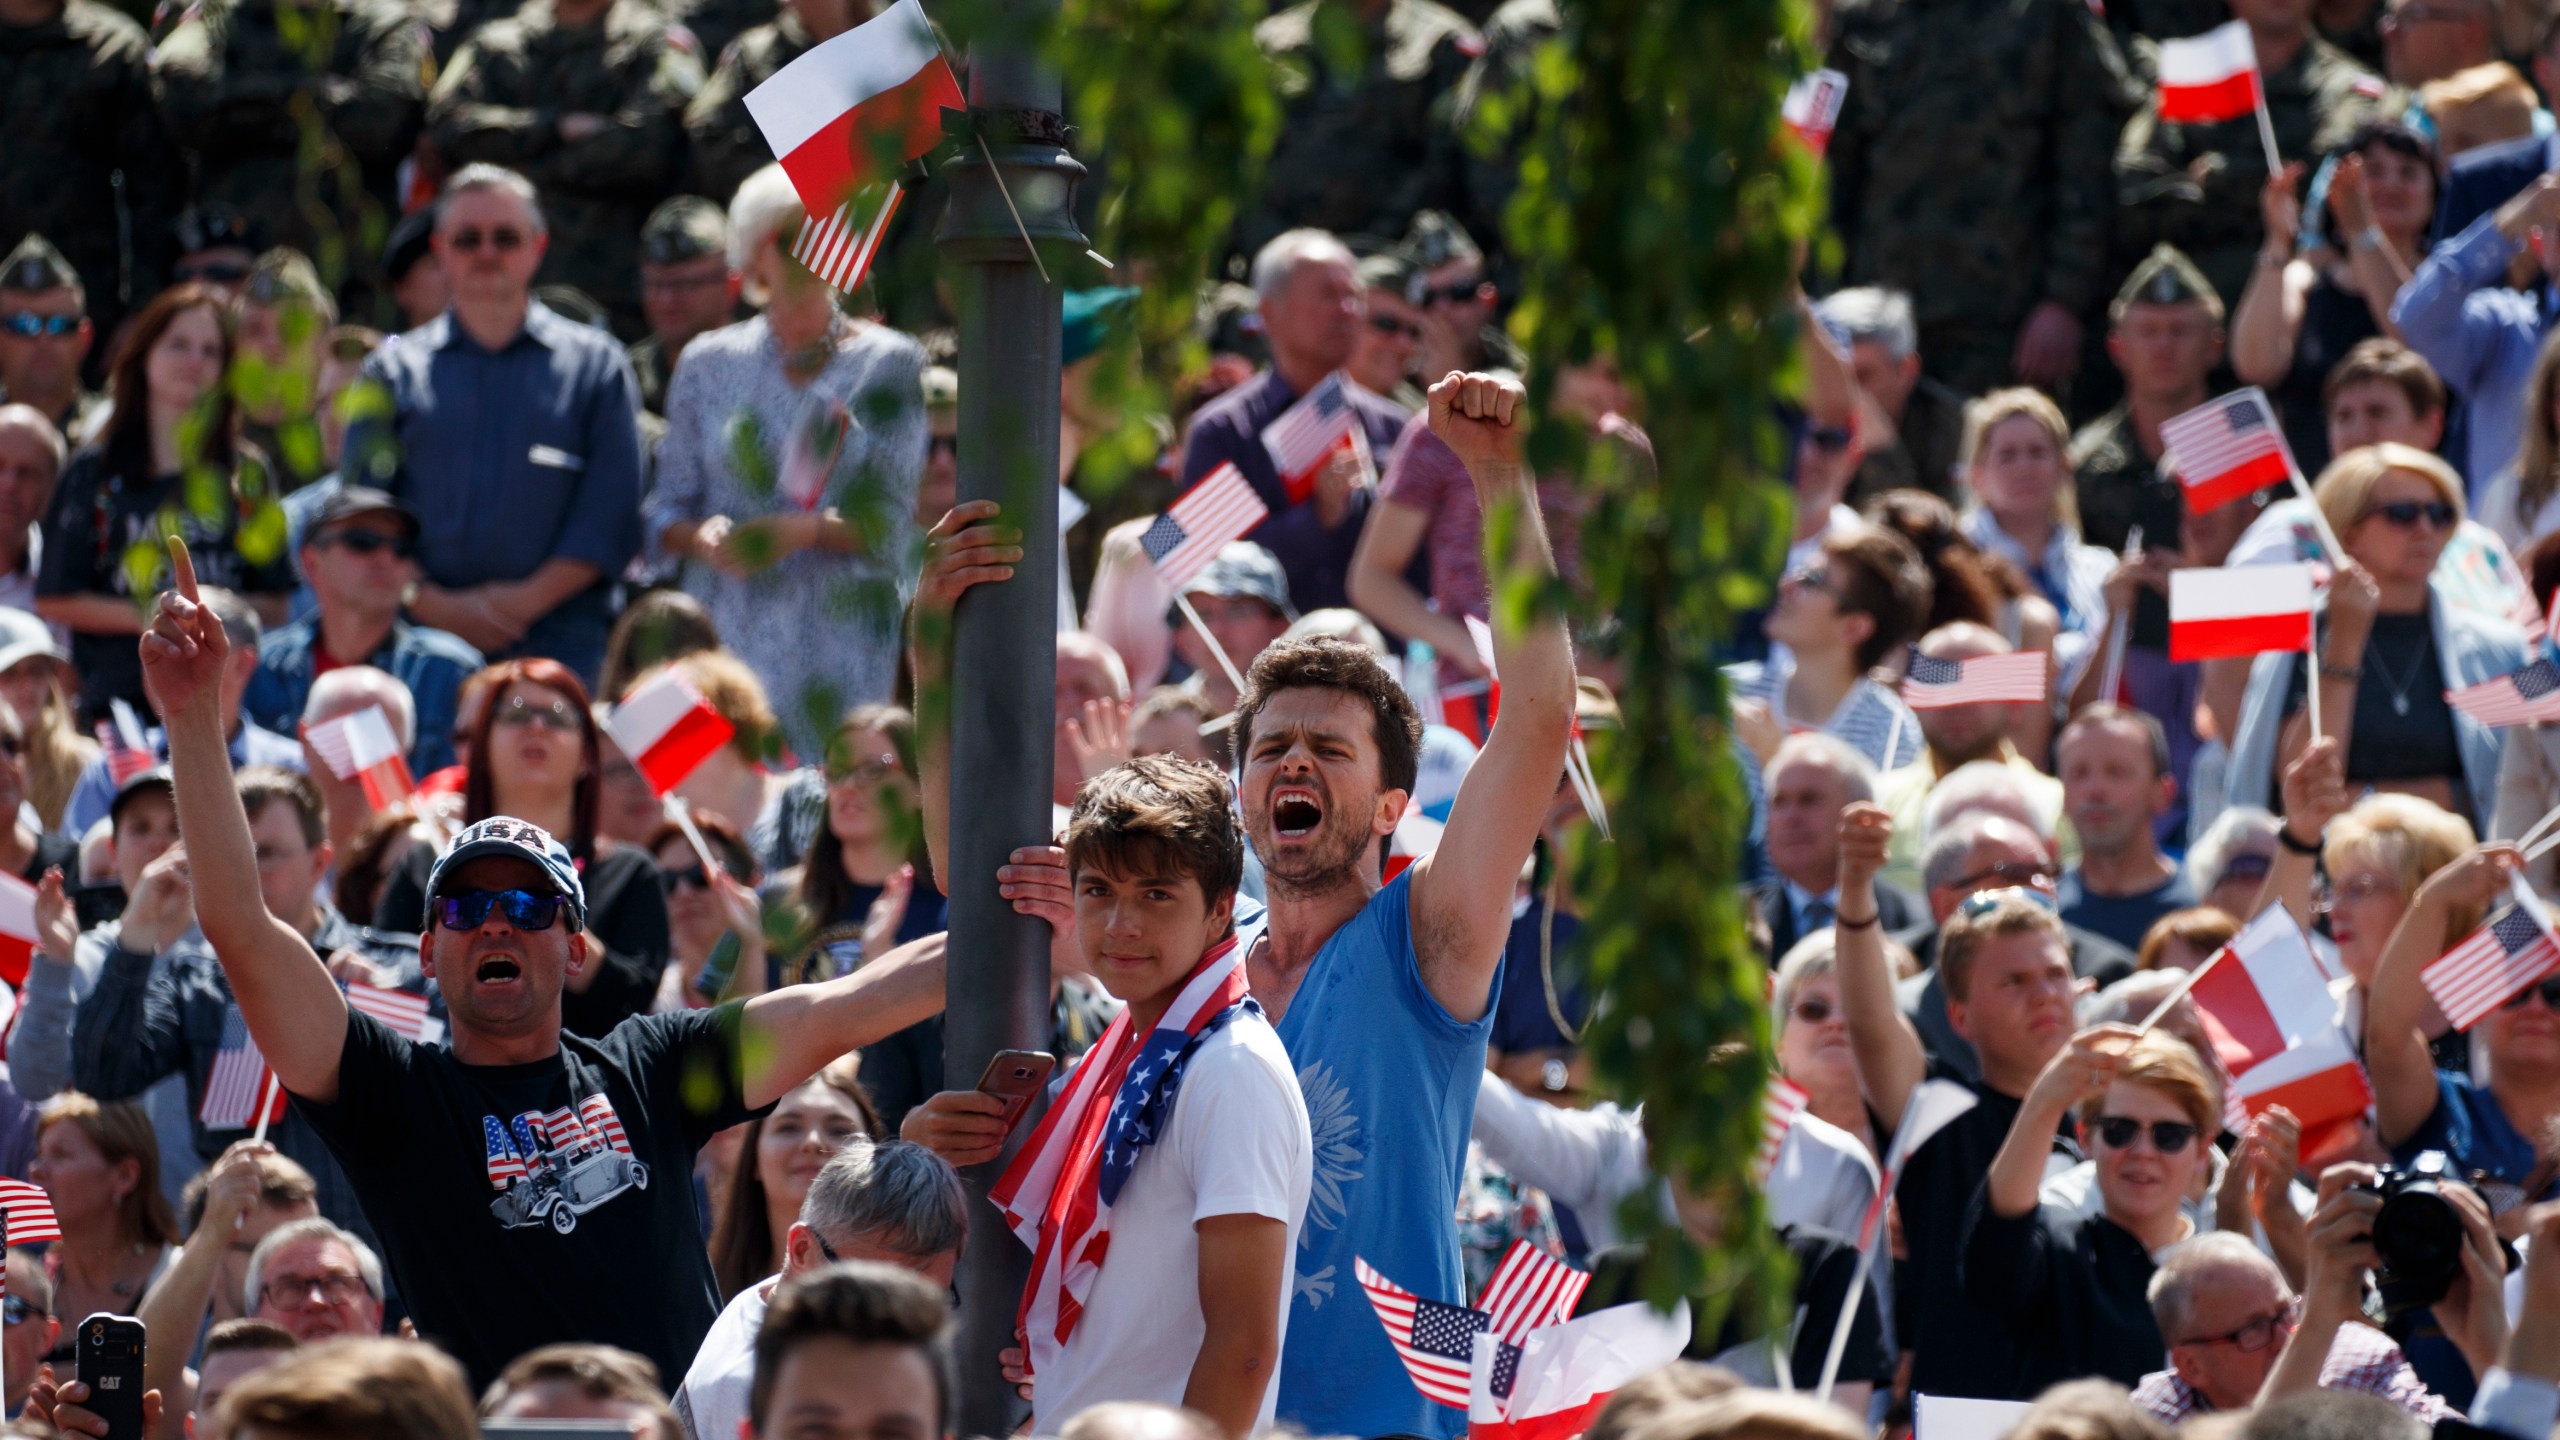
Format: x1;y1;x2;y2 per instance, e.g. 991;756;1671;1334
989;935;1255;1380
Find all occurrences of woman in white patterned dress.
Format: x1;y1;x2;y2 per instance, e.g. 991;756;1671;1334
648;163;927;762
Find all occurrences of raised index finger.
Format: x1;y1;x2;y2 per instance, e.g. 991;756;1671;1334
166;535;200;602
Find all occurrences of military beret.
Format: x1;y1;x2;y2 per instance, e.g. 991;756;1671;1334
383;207;436;284
0;235;79;295
640;195;729;266
2114;243;2217;314
1400;209;1482;271
243;248;329;310
1061;286;1138;367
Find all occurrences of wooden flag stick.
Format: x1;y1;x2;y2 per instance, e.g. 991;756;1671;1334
1174;592;1250;697
2516;800;2560;857
2136;943;2229;1035
2098;525;2142;706
2304;630;2323;743
2252;84;2284;185
252;1070;282;1144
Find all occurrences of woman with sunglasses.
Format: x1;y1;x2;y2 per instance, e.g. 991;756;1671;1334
2366;841;2560;1207
1968;1026;2220;1394
645;164;925;765
1728;522;1931;787
373;658;671;1036
1954;389;2113;683
2228;444;2526;835
647;814;769;1014
1772;932;1898;1162
35;283;293;721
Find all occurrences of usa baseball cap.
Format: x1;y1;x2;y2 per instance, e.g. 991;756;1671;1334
426;817;587;930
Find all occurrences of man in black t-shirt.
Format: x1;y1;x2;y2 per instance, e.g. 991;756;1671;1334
137;539;953;1389
1834;800;2080;1402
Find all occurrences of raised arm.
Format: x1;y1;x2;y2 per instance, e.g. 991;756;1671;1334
2260;1162;2382;1409
2368;843;2518;1147
2229;166;2310;386
1409;373;1574;1024
2259;736;2347;931
141;539;348;1102
1986;1026;2130;1220
1834;801;1924;1130
738;932;947;1109
137;1141;270;1409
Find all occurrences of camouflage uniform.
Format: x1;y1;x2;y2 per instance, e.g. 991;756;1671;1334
0;0;180;352
2071;244;2219;565
680;5;808;203
425;0;703;336
1824;0;2143;398
1848;376;1969;505
1240;0;1482;259
626;194;729;416
153;0;431;302
2116;34;2385;319
652;0;762;83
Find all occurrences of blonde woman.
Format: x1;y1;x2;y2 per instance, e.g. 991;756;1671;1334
2226;443;2526;833
0;609;96;833
2479;329;2560;555
1956;388;2112;686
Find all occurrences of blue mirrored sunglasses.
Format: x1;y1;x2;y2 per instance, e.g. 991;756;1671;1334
432;888;565;932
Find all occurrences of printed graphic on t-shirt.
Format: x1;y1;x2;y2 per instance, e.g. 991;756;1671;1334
1294;1058;1364;1309
481;1092;648;1234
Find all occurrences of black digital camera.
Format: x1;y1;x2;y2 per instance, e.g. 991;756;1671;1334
2355;1151;2465;1314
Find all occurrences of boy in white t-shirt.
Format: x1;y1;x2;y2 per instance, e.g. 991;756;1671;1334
982;755;1311;1438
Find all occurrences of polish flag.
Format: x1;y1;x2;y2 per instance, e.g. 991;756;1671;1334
1781;69;1848;156
0;872;37;989
305;706;414;811
2168;563;2316;663
2232;1029;2374;1163
1465;1301;1692;1440
2157;20;2262;125
743;0;961;223
2184;905;2341;1076
1384;803;1442;884
605;668;736;796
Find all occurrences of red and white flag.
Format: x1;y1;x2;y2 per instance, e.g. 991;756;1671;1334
0;1178;58;1246
305;706;415;811
1781;70;1848;156
2424;883;2560;1031
2231;1029;2373;1162
1899;649;2047;710
97;698;152;786
1263;374;1363;504
0;872;37;990
741;0;960;295
2184;904;2341;1075
605;668;736;796
344;980;443;1045
2156;20;2263;125
1384;802;1442;884
1465;1300;1692;1440
1756;1075;1809;1183
1476;1240;1589;1346
2168;563;2316;663
2162;388;2293;513
1856;1078;1978;1251
1139;463;1270;592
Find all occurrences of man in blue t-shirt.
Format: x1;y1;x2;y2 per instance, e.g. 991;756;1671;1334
908;372;1575;1438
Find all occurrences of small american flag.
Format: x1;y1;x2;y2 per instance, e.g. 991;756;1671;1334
2161;389;2295;513
96;699;153;786
483;1115;527;1190
1261;374;1361;503
2448;655;2560;728
343;981;440;1044
1357;1256;1488;1407
1474;1240;1587;1345
0;1178;59;1246
791;183;905;299
200;1004;284;1131
1758;1075;1809;1184
1899;649;2048;710
2424;900;2560;1031
1781;69;1848;155
1140;463;1269;591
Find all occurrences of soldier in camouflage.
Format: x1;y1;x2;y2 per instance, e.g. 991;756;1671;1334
152;0;431;312
0;238;107;448
629;195;739;416
0;0;180;362
2070;245;2225;565
425;0;704;337
1825;0;2144;398
1240;0;1483;260
2116;0;2389;320
234;249;340;492
683;0;870;205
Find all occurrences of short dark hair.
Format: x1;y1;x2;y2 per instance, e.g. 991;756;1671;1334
2057;703;2171;779
238;765;325;850
1822;523;1934;671
1234;639;1424;797
751;1262;952;1435
205;1318;299;1360
1064;755;1246;905
2322;338;2447;422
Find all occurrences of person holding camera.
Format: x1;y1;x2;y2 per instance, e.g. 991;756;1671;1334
2255;1161;2505;1415
2366;841;2560;1199
1962;1022;2220;1396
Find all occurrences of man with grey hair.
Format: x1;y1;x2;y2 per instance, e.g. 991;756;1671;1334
1894;810;2133;1081
673;1138;965;1440
341;163;646;684
1816;286;1965;503
2131;1231;2450;1423
1175;227;1410;615
1752;731;1921;959
1874;622;2070;894
245;1215;388;1344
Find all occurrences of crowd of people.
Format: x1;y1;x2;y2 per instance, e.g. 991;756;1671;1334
41;0;2560;1436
